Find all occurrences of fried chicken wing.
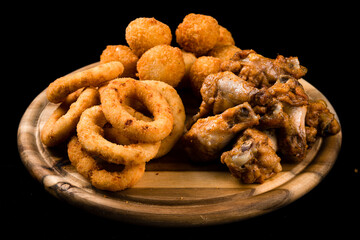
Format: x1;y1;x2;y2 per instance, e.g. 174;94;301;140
221;49;307;87
221;128;282;183
190;71;259;125
278;104;308;162
258;100;288;129
266;75;308;106
306;100;341;136
182;102;259;162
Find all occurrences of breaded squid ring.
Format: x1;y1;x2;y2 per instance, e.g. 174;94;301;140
46;61;124;103
41;87;100;147
68;136;145;191
100;78;174;142
76;105;161;165
141;80;186;158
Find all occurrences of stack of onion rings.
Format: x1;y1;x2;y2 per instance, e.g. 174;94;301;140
41;61;185;191
41;87;100;147
68;136;146;192
76;105;161;165
100;78;174;142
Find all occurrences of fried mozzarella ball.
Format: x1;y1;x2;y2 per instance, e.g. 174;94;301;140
189;56;221;96
100;45;139;77
208;45;241;61
137;45;186;87
125;17;172;57
215;26;235;47
175;13;220;56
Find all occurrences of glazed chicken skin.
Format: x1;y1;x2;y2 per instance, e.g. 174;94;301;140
221;128;282;183
221;49;308;88
278;104;308;162
183;46;340;183
254;76;309;162
306;100;341;136
191;71;259;125
182;102;259;162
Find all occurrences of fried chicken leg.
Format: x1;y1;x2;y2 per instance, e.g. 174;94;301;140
182;102;259;162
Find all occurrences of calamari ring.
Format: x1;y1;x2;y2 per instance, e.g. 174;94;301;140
47;61;124;103
141;80;186;158
76;105;160;165
100;78;173;142
68;136;145;191
41;87;99;147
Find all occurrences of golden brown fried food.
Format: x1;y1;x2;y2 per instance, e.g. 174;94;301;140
137;45;185;87
68;136;145;192
142;80;186;158
306;100;341;135
100;78;174;143
125;17;172;57
208;45;241;61
76;105;161;165
41;87;99;147
189;56;222;96
100;45;138;78
46;61;123;103
221;49;308;88
197;71;259;117
176;13;220;56
215;25;235;47
183;103;259;162
221;128;282;183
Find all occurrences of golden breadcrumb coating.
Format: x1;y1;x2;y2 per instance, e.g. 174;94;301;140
175;13;219;56
189;56;222;96
208;45;241;61
125;17;172;57
215;26;235;47
137;45;186;87
100;45;138;77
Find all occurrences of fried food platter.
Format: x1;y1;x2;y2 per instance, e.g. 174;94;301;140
17;62;341;226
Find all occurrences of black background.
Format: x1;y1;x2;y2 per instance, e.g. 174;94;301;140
7;2;358;239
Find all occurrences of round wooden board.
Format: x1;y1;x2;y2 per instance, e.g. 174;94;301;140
17;62;342;227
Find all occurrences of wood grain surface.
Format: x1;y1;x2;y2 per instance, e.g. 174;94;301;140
17;62;342;227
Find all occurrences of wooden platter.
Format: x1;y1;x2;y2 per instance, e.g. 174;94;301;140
17;62;342;227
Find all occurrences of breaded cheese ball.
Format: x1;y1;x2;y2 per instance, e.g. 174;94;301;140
176;13;220;56
189;56;222;96
208;45;241;61
100;45;139;77
215;26;235;47
126;17;172;57
137;45;186;87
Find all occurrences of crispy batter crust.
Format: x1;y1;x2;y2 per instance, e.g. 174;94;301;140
125;17;172;57
176;13;219;56
142;80;186;158
137;45;185;87
46;61;124;103
100;45;138;78
68;136;145;191
100;78;173;142
41;87;99;146
76;105;161;165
